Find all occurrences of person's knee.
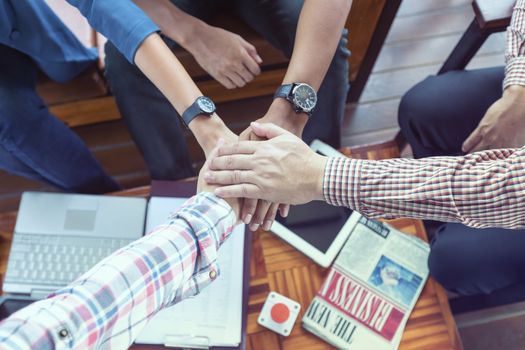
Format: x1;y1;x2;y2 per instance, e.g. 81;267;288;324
427;240;458;292
398;77;437;135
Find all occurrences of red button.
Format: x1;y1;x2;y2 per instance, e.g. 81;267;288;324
270;303;290;324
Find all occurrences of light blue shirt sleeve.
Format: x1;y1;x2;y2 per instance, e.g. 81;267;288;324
65;0;159;63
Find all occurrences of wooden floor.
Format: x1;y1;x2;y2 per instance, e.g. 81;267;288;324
0;0;506;213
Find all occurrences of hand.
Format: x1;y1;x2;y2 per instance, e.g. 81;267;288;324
205;122;328;206
233;100;309;230
185;24;262;89
462;85;525;153
198;142;242;222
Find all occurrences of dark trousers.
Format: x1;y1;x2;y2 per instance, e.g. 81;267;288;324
398;67;525;301
0;45;120;193
104;0;350;180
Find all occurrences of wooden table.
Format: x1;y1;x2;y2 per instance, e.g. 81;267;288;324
0;141;462;349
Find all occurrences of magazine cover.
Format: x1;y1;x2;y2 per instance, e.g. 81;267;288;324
302;213;430;349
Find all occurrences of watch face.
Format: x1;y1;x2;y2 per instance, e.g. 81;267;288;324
197;96;216;114
292;84;317;113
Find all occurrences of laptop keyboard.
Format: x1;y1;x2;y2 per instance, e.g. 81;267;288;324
5;234;133;286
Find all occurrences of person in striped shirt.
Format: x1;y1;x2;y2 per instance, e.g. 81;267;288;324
396;0;525;305
203;121;525;305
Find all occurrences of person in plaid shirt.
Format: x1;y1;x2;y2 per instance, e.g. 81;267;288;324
0;152;242;349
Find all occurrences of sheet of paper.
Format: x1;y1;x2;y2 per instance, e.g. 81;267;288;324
136;197;244;347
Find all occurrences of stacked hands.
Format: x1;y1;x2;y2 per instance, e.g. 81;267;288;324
198;122;327;231
184;23;316;230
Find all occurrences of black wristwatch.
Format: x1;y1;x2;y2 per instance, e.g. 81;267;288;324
181;96;216;126
274;83;317;116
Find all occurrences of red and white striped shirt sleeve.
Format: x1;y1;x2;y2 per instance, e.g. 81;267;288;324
323;148;525;229
504;0;525;89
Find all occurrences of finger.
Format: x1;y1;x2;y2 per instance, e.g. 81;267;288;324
215;184;260;199
210;154;253;171
250;200;271;231
243;41;263;64
217;141;258;156
205;170;254;185
462;128;482;153
217;74;236;90
242;198;258;225
239;128;252;141
227;72;246;88
235;66;254;84
262;203;279;231
250;122;291;139
470;140;488;153
249;130;265;141
279;204;290;218
241;51;261;76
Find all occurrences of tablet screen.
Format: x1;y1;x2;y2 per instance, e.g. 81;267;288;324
276;201;352;253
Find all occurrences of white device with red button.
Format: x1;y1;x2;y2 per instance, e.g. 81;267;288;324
258;292;301;336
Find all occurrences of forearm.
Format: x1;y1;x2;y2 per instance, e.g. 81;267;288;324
134;33;227;150
284;0;351;89
272;0;352;129
0;193;236;349
504;0;525;89
323;148;525;229
133;0;205;49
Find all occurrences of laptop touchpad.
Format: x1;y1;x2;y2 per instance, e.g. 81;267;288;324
64;209;96;231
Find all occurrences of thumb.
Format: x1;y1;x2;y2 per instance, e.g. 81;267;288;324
250;122;289;139
462;127;482;153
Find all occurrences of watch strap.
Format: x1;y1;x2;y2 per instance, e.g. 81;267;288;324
182;98;215;126
274;84;294;100
182;102;202;126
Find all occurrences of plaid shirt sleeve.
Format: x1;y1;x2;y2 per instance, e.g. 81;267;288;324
504;0;525;89
323;148;525;229
0;192;236;350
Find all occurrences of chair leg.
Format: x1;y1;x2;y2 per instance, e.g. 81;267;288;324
438;19;490;75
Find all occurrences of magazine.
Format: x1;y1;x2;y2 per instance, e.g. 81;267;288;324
302;212;430;349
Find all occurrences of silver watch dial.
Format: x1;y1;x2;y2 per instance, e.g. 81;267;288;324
292;83;317;112
197;96;216;114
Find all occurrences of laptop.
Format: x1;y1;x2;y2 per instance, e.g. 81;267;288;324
2;192;147;299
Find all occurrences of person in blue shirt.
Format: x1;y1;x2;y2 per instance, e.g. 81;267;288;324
0;1;121;193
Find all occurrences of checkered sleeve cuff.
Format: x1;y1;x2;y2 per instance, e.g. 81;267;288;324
323;157;363;211
504;57;525;89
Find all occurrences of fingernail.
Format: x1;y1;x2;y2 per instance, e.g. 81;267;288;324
217;138;225;146
250;223;260;231
283;206;290;217
251;122;260;128
256;55;263;63
263;220;272;231
214;188;222;196
204;172;212;180
244;214;252;224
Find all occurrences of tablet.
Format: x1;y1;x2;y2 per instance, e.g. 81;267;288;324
270;140;357;267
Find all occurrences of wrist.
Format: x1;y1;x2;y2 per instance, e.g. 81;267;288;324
180;21;210;53
169;11;206;50
189;114;227;154
267;98;308;136
309;153;328;202
504;85;525;102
